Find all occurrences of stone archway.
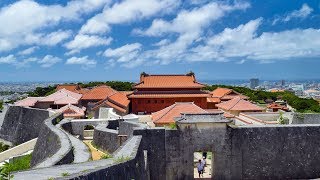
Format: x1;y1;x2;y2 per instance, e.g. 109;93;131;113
83;124;95;140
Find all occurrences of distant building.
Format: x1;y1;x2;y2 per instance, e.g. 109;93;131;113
151;102;207;127
250;78;259;89
216;97;264;116
207;87;248;109
128;73;210;114
281;80;285;86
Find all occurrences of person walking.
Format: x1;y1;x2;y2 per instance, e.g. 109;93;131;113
197;159;204;178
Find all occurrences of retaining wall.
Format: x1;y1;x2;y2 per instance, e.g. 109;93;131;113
93;123;120;153
0;106;50;145
291;113;320;124
30;113;74;168
13;136;148;180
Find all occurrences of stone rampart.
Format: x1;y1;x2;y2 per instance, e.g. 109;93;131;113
13;136;148;180
93;123;120;153
0;106;50;145
30;113;74;168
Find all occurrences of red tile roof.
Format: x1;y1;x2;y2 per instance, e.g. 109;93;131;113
207;97;221;103
108;92;130;107
57;104;86;118
211;88;232;97
81;85;116;100
267;103;289;111
56;84;80;92
151;102;207;125
39;89;82;105
210;87;248;101
14;97;44;107
128;90;210;98
134;74;205;89
216;97;264;111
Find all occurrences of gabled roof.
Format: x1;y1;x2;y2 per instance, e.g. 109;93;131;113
216;97;264;111
38;89;82;104
56;84;80;92
207;97;221;103
14;97;44;107
151;102;207;125
108;92;130;107
91;91;130;113
133;74;205;89
211;88;233;97
267;103;289;111
81;85;116;100
57;104;85;118
211;87;248;101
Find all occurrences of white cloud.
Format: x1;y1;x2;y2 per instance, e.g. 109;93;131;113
129;1;250;65
38;55;62;68
188;18;320;62
15;57;39;68
0;0;109;51
66;56;97;69
65;34;112;54
0;54;16;64
104;43;142;63
17;46;39;55
40;30;72;46
152;39;170;46
272;4;313;25
80;0;180;34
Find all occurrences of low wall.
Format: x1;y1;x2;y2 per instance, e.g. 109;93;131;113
0;138;37;163
291;113;320;124
60;119;91;164
93;123;120;153
13;136;148;180
0;106;50;145
119;120;148;137
30;113;74;168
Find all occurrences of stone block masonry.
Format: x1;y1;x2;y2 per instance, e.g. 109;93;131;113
0;106;50;145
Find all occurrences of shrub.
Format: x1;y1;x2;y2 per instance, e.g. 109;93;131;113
100;153;112;159
0;142;10;153
0;154;32;179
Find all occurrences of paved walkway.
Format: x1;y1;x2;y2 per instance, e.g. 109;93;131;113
194;152;212;179
83;140;105;161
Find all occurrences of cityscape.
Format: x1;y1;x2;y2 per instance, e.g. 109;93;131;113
0;0;320;179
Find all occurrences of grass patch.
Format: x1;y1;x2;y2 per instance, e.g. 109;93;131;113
0;154;32;179
61;172;69;177
114;156;131;163
100;153;112;159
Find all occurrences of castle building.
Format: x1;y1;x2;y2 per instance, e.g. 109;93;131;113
128;73;210;114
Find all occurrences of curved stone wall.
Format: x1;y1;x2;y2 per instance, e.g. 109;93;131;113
0;106;50;145
13;136;148;180
31;113;74;168
93;123;120;153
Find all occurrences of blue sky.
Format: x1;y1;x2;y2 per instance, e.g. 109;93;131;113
0;0;319;82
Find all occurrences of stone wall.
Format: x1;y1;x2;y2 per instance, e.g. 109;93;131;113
31;113;74;168
291;113;320;124
0;106;50;145
93;123;120;153
13;136;148;180
119;120;148;137
135;123;320;180
231;125;320;179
